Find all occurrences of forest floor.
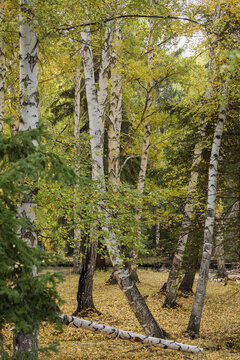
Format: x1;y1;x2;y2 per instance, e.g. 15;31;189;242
3;268;240;359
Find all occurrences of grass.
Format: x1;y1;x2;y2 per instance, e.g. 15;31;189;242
3;268;240;359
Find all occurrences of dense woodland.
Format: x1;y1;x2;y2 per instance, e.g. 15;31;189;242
0;0;240;358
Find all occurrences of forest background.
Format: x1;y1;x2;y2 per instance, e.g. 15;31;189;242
0;0;239;358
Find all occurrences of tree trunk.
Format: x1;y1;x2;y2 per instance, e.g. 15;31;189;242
13;0;39;357
163;28;223;307
81;23;165;338
187;85;228;338
0;35;5;133
156;217;160;251
73;62;82;274
73;234;98;315
163;118;206;307
61;314;202;353
98;26;113;148
108;21;122;187
0;5;5;350
214;212;227;278
129;16;154;283
178;272;195;294
13;329;38;360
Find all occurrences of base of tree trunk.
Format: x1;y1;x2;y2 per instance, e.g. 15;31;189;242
75;240;98;315
13;328;38;360
105;270;117;285
129;266;140;283
72;305;102;317
158;282;167;293
162;298;177;309
178;272;195;294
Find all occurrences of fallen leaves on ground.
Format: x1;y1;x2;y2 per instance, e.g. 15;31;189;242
3;269;240;359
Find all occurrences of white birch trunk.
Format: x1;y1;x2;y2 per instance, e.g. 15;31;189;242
14;1;39;358
108;21;122;187
187;85;228;338
81;24;165;338
60;314;203;353
164;118;206;307
129;17;154;282
0;0;5;133
164;17;221;306
0;36;5;133
98;26;113;148
156;218;160;249
19;1;38;134
73;63;82;274
214;211;227;278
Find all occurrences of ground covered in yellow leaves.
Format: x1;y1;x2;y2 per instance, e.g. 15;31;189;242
4;268;240;359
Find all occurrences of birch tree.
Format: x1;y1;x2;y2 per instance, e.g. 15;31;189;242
214;209;227;278
0;0;5;133
129;16;154;282
60;314;203;354
13;0;39;357
73;62;82;274
163;3;223;307
163;118;206;307
98;26;113;148
81;22;165;338
108;21;122;187
74;24;114;313
187;84;228;338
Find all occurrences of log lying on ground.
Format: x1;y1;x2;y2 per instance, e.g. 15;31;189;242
60;314;203;354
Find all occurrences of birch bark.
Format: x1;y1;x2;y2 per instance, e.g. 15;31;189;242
98;26;113;148
129;17;154;282
163;118;206;307
163;28;223;307
214;210;227;278
73;62;82;274
74;24;113;308
13;1;39;358
61;314;203;353
187;85;228;338
0;36;5;133
108;21;122;187
81;24;165;338
0;0;5;133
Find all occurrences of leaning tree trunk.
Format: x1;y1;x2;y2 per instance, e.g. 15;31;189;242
81;23;165;338
13;0;39;358
163;27;223;307
73;62;82;274
129;16;154;283
163;4;224;307
163;118;206;307
187;85;228;338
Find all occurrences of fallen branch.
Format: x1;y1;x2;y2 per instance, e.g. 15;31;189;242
60;314;203;354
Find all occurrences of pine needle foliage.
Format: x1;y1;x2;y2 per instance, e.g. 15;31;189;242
0;125;75;354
